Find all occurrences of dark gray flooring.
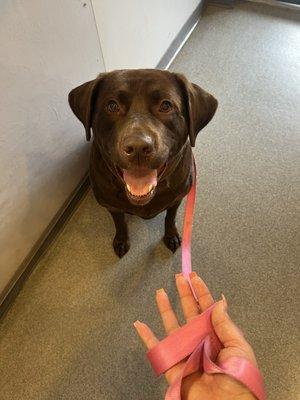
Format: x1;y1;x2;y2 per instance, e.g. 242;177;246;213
0;2;299;399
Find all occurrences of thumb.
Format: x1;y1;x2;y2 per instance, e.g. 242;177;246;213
212;298;246;349
212;298;257;365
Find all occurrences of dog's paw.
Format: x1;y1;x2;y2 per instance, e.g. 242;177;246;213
163;233;182;253
113;235;130;258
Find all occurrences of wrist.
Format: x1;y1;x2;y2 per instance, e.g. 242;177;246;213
181;373;211;400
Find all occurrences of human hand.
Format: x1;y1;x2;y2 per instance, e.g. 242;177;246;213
134;272;257;400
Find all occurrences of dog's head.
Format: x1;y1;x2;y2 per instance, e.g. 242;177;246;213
69;69;217;205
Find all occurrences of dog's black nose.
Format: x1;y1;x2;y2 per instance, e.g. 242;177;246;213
122;134;154;159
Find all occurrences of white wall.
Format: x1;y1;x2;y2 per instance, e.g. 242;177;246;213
0;0;105;300
91;0;200;70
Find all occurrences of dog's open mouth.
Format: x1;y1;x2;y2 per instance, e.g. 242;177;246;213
117;164;166;205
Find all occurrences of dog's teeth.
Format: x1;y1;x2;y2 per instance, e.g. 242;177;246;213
125;182;155;199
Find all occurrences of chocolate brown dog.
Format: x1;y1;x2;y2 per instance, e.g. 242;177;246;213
68;69;217;257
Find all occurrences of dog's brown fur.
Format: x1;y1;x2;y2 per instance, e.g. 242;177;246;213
69;69;217;257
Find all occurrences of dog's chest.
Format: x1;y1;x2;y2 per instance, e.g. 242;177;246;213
92;175;185;218
89;145;192;218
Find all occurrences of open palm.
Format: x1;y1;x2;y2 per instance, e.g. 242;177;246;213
134;272;257;400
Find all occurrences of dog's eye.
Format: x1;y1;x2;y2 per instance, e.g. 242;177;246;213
159;100;173;113
107;100;120;113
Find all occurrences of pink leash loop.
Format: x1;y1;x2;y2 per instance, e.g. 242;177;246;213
147;156;266;400
147;305;215;376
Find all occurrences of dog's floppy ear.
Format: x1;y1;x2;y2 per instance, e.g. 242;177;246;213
175;73;218;147
68;73;106;141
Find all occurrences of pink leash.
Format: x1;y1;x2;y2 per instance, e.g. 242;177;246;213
147;157;266;400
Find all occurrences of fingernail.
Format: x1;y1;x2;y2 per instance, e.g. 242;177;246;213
133;320;141;329
175;273;183;279
221;293;228;311
189;272;197;279
156;288;166;295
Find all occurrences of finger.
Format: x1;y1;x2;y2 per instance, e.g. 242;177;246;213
133;319;180;385
175;273;199;322
212;299;257;365
190;272;214;311
133;320;159;350
156;289;180;334
212;299;244;346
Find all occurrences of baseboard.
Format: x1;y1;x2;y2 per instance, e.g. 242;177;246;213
0;3;206;320
0;174;90;320
208;0;235;6
157;1;204;70
246;0;300;9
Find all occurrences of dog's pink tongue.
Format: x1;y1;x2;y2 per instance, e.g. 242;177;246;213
123;169;157;196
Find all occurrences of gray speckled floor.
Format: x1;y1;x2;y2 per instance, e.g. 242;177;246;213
0;2;299;399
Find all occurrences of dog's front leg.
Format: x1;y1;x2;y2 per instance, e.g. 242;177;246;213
164;201;182;253
109;211;130;258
